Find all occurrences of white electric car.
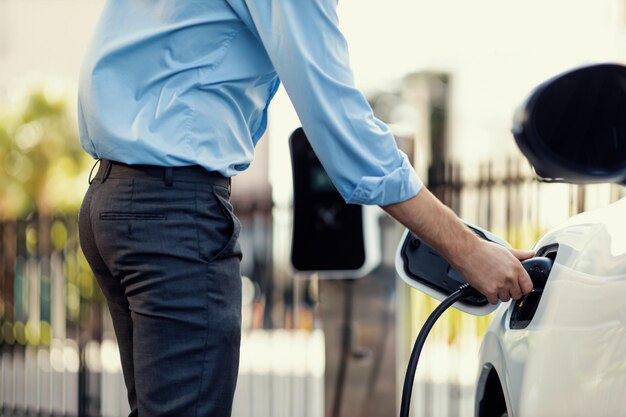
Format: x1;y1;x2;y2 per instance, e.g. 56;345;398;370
475;64;626;417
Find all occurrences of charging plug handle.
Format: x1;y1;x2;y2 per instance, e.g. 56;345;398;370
521;256;553;289
509;256;554;330
456;256;553;303
400;257;554;417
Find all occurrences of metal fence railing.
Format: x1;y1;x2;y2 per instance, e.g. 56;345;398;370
0;214;97;417
0;210;317;417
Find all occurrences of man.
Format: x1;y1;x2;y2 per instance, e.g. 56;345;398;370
77;1;533;416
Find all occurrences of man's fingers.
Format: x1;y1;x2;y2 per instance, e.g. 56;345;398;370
463;243;537;305
509;281;523;300
519;270;534;294
509;248;535;261
510;248;535;294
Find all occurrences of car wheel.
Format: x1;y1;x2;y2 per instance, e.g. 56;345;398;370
477;367;509;417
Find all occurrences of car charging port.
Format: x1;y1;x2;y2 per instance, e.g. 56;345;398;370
510;255;554;329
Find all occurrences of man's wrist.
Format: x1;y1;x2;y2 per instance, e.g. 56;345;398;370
382;186;481;267
442;224;483;273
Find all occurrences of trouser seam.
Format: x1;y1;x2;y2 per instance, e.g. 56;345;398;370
193;210;213;417
194;186;202;263
194;265;211;417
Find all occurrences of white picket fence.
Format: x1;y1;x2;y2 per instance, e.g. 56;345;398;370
233;329;325;417
1;340;81;416
0;329;325;417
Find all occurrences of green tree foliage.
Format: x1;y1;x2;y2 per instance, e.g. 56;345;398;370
0;82;92;218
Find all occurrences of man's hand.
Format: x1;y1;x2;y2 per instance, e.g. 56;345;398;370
382;187;534;304
453;240;534;304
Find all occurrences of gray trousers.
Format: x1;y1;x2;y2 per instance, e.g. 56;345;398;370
78;160;242;417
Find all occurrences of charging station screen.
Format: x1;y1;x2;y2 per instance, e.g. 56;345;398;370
290;128;366;272
311;166;336;192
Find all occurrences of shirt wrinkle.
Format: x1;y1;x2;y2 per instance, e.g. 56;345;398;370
202;27;244;75
78;0;422;206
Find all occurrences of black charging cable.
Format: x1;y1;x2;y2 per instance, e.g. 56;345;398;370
399;283;481;417
399;257;553;417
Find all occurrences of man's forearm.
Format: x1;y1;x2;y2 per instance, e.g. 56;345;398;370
382;187;534;304
381;187;479;271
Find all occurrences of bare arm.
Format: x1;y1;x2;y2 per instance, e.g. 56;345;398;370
382;188;534;304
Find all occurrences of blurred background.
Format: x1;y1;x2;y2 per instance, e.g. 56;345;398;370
1;0;626;416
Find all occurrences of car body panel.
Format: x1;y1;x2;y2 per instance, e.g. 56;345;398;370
477;197;626;417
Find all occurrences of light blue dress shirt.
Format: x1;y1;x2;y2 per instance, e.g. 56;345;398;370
78;0;422;205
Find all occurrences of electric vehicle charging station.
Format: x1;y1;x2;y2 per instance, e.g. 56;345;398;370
289;125;556;417
289;127;381;279
289;123;553;416
289;127;387;417
288;63;626;417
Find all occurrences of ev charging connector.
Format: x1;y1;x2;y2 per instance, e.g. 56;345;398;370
395;225;553;417
395;221;508;316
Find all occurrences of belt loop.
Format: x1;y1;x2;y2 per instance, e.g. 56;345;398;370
164;167;173;186
100;160;113;183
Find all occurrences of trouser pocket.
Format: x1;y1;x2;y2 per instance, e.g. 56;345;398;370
197;186;242;263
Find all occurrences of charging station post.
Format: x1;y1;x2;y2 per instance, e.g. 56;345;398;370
289;127;384;417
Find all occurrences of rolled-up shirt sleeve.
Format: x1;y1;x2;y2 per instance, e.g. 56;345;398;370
240;0;423;205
